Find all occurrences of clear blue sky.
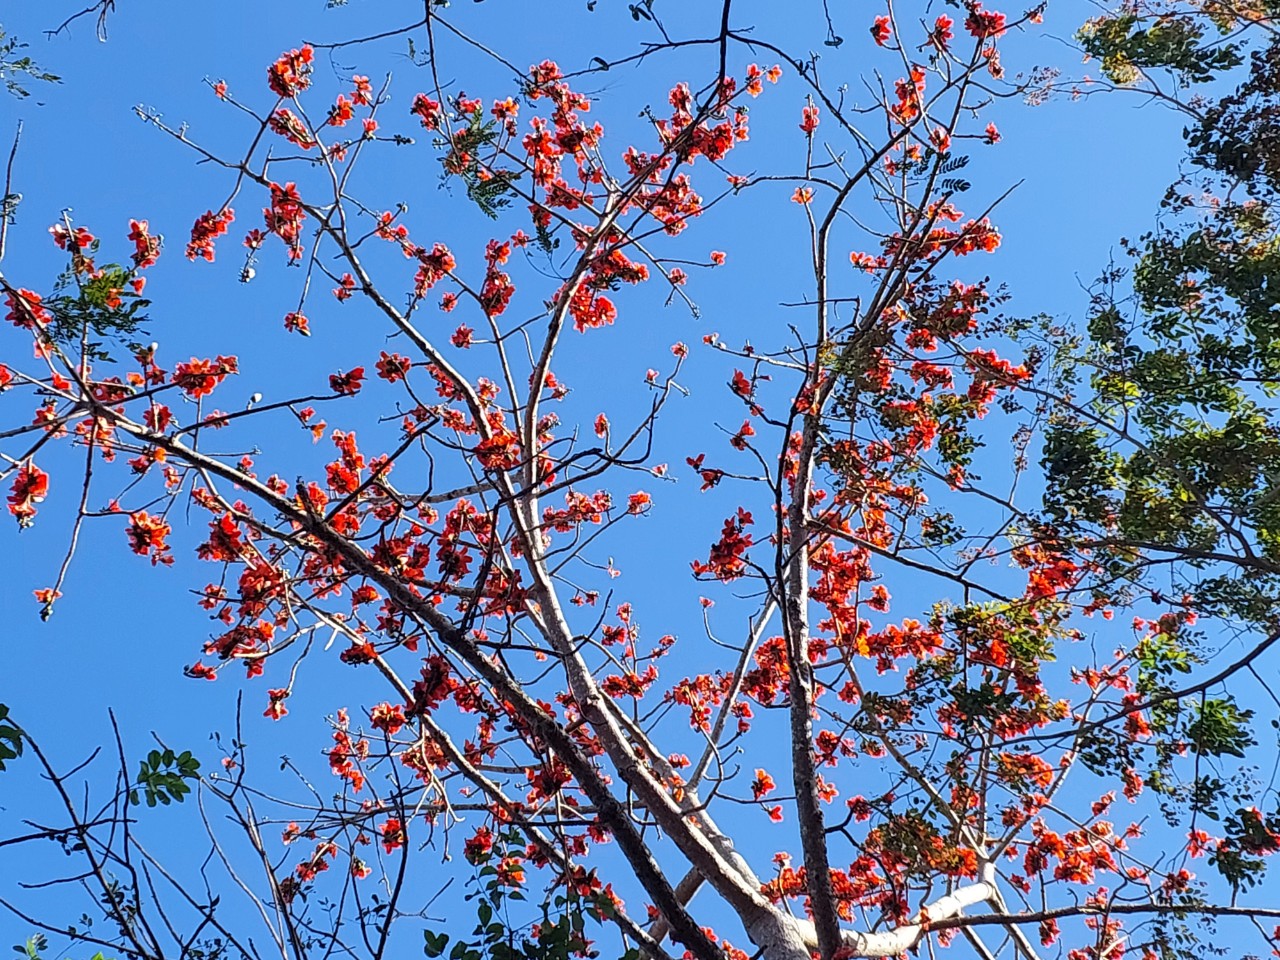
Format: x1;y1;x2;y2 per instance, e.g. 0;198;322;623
0;0;1217;954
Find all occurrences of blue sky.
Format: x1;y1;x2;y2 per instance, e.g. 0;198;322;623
0;0;1233;955
0;0;1181;742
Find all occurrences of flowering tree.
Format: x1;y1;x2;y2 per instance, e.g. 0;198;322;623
3;3;1280;960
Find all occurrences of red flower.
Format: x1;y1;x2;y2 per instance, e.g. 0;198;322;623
932;15;955;48
334;273;357;301
464;826;494;864
329;367;365;395
410;93;443;129
408;656;461;714
380;818;406;853
691;508;755;581
186;209;235;262
50;224;94;250
370;702;406;735
965;5;1007;38
173;356;238;399
33;587;61;606
8;462;49;527
328;94;354;127
496;857;525;887
1187;829;1212;858
267;45;314;98
376;352;412;382
186;661;218;681
352;75;374;105
264;182;309;261
871;15;892;45
264;689;290;720
687;454;725;491
5;288;52;329
415;243;455;293
475;430;522;470
729;419;756;451
128;219;161;269
126;511;174;565
1038;918;1059;947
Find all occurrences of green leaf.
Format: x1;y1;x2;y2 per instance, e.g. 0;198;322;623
131;745;201;807
0;705;23;771
1188;698;1255;758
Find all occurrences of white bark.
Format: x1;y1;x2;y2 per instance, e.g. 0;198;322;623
786;865;998;959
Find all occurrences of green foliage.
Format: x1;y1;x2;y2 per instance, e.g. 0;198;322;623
950;601;1058;665
533;217;558;256
946;678;1018;731
43;239;152;361
1037;24;1280;893
1146;703;1262;833
439;109;521;219
468;169;521;220
422;827;621;960
0;27;60;99
0;704;22;771
1035;58;1280;617
1187;697;1255;758
1134;628;1196;697
1078;725;1137;780
1187;39;1280;192
11;936;109;960
13;935;47;960
1076;13;1242;86
129;747;200;807
1041;422;1123;525
873;809;950;879
918;509;962;546
1209;807;1280;892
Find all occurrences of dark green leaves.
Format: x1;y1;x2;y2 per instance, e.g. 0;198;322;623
1041;422;1123;525
43;238;152;361
1187;698;1256;759
0;28;60;99
129;747;200;807
420;827;616;960
1210;807;1280;892
13;935;46;960
1076;13;1242;86
438;109;520;219
0;704;22;771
